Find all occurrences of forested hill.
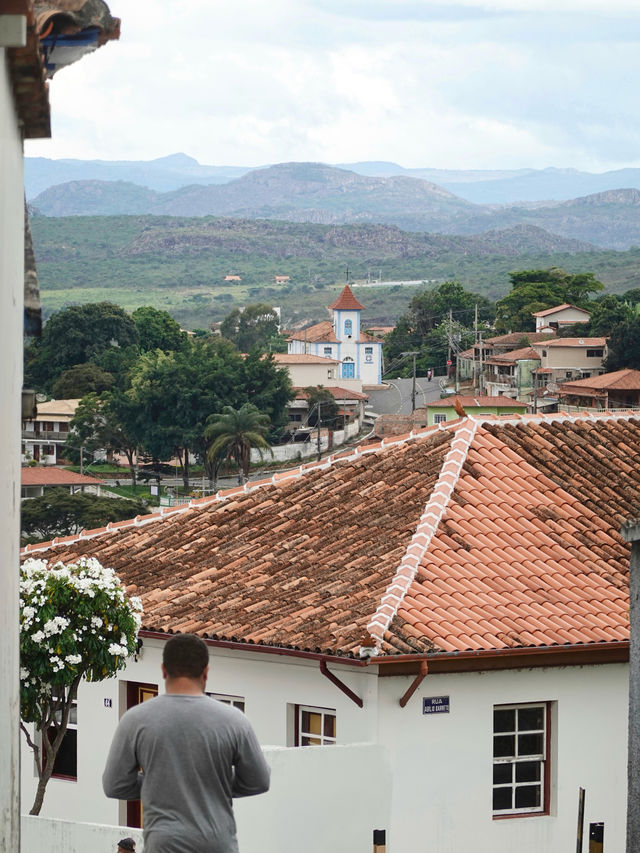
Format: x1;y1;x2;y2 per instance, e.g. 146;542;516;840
30;214;640;330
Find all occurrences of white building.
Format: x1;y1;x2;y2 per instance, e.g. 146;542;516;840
22;398;79;465
532;303;591;333
21;410;635;852
288;285;383;387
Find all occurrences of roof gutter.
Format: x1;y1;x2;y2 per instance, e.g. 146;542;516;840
375;641;628;675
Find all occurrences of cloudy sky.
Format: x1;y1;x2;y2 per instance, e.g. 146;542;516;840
25;0;640;172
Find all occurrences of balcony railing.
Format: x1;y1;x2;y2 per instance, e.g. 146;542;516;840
22;431;68;442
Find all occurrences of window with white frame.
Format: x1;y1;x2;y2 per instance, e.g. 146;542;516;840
207;692;245;712
324;346;333;357
433;413;447;424
493;703;549;816
295;705;336;746
365;346;373;363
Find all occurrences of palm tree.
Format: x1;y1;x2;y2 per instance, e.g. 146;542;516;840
205;403;273;484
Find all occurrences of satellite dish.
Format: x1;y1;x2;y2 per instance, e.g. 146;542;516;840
35;393;47;402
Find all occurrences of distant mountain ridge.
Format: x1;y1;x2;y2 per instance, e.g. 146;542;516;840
30;162;640;250
25;154;640;204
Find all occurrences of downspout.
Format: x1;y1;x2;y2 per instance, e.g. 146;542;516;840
399;660;428;708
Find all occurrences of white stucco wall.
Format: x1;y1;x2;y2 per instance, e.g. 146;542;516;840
21;640;379;827
22;742;391;853
0;40;26;852
378;663;628;853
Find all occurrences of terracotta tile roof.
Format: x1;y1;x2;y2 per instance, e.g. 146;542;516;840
558;369;640;391
274;353;338;365
21;467;104;486
486;347;541;364
34;398;80;418
22;412;640;661
484;332;557;347
327;285;365;311
532;303;590;318
288;321;339;344
539;338;606;348
426;396;527;409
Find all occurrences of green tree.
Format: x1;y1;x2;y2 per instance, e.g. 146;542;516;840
205;403;273;483
384;281;490;377
126;338;291;488
20;557;142;814
605;318;640;371
220;303;281;352
132;306;187;353
52;363;115;399
304;386;340;428
25;302;140;393
495;268;604;333
588;295;634;336
21;488;149;542
66;392;140;486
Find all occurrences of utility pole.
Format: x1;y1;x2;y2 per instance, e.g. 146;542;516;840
622;518;640;853
411;352;417;412
316;401;322;461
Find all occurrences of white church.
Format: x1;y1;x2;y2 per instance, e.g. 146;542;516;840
287;285;383;387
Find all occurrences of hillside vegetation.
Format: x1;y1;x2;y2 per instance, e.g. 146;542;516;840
30;214;640;329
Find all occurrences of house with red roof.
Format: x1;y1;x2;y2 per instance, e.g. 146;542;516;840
288;286;383;387
20;410;639;852
557;368;640;410
531;337;607;387
483;346;541;399
532;303;591;332
21;466;103;499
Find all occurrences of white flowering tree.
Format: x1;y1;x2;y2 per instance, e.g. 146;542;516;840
20;556;143;815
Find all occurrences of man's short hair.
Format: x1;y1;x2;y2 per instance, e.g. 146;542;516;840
163;633;209;679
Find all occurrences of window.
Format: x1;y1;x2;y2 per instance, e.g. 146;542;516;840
493;703;549;816
295;705;336;746
45;693;77;780
541;350;547;357
565;371;573;379
434;413;447;424
323;346;332;357
365;346;373;363
586;349;604;358
207;692;245;712
344;319;353;338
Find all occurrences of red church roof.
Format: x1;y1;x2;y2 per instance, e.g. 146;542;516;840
327;285;365;311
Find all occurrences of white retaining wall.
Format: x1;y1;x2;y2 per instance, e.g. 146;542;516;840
22;743;391;853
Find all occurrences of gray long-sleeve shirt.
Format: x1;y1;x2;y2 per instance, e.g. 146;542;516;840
102;694;270;853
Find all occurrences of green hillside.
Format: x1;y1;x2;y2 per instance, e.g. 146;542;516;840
30;214;640;329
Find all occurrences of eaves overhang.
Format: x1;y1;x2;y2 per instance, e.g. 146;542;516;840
375;641;629;676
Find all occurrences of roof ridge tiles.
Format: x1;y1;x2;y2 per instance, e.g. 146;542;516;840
367;419;479;650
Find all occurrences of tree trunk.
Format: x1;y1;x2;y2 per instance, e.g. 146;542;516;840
27;676;81;815
125;448;136;489
182;448;190;491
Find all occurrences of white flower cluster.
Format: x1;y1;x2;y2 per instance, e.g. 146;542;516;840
20;557;144;685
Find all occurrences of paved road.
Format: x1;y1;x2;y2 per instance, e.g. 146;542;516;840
366;376;447;416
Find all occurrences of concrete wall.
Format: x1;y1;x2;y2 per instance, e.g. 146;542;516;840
0;37;26;852
250;419;362;463
379;663;628;853
22;743;390;853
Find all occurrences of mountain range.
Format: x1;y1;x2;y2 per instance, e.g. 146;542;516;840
26;153;640;204
30;162;640;250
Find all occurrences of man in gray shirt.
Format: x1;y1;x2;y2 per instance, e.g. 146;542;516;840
103;634;270;853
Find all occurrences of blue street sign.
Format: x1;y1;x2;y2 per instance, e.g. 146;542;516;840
423;696;450;714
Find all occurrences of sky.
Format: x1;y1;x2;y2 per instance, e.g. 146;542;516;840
25;0;640;172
